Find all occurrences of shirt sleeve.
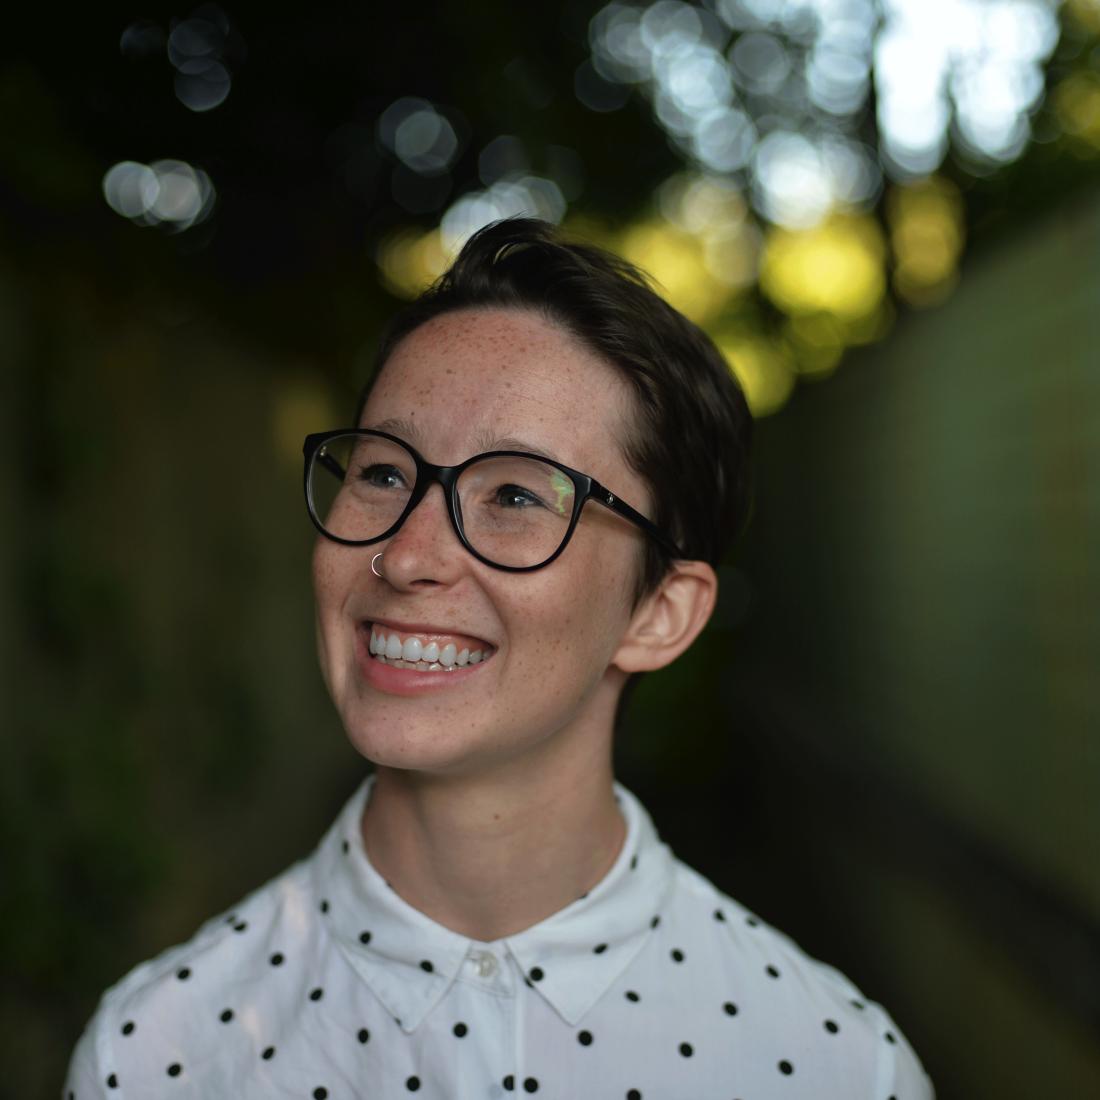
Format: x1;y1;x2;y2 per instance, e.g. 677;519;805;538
877;1011;935;1100
63;1010;113;1100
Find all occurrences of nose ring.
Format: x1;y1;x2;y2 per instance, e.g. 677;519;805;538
371;553;384;579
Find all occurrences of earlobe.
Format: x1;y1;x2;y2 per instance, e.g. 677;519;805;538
612;560;718;674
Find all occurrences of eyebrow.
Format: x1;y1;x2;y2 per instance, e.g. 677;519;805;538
363;418;566;465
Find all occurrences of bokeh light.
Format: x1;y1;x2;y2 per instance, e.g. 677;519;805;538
102;159;216;230
886;175;966;306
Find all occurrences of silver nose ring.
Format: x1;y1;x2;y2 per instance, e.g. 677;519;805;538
371;553;384;579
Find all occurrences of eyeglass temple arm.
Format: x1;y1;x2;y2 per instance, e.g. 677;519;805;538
589;483;685;561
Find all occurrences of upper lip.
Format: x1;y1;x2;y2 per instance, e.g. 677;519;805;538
365;617;495;648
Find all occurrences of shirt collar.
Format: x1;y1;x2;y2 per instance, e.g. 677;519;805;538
311;775;675;1031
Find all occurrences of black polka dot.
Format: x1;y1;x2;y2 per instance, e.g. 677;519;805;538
766;964;780;978
625;990;640;1002
419;960;434;973
593;943;608;954
309;987;324;1001
270;952;284;966
627;1092;641;1100
358;1028;370;1043
453;1022;468;1037
630;855;638;870
824;1019;839;1034
679;1042;693;1057
261;1046;275;1060
166;1063;181;1077
851;999;865;1010
503;1077;515;1092
778;1059;794;1075
314;1089;328;1099
176;967;191;981
529;966;544;982
650;915;660;929
746;915;759;927
219;1008;233;1023
670;948;685;963
578;1029;593;1046
523;1079;539;1093
121;1021;135;1036
233;921;247;932
714;908;726;922
359;931;372;945
319;900;329;914
341;839;350;853
723;1001;738;1016
107;1075;118;1089
406;1078;420;1092
885;1031;897;1044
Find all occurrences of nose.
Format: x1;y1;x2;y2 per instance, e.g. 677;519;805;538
376;483;466;589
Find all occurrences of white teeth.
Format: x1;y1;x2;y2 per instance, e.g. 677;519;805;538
369;628;491;671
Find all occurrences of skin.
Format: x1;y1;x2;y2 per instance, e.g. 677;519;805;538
312;307;716;941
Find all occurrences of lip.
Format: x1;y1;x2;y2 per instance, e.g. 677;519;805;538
355;623;493;698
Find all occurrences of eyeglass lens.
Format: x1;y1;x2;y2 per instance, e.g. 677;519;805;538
309;433;577;568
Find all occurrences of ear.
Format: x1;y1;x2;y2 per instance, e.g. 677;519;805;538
611;560;718;674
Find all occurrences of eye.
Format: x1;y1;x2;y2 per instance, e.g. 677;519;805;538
493;483;544;509
356;463;406;489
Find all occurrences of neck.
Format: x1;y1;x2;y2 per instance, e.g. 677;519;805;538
360;734;625;942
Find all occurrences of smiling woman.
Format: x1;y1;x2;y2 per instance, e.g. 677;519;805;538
65;219;933;1099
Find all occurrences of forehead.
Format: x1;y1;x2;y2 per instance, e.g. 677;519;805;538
362;308;636;474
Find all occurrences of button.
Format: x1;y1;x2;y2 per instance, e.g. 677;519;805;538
469;949;498;978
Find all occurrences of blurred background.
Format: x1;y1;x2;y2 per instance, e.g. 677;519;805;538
2;1;1098;1097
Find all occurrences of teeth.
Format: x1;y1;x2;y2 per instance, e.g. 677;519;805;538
369;628;491;672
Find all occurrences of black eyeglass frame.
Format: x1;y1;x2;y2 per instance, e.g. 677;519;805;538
303;428;685;572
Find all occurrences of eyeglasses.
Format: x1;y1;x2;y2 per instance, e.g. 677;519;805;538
303;429;683;572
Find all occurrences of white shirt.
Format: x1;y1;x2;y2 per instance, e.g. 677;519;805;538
66;778;934;1099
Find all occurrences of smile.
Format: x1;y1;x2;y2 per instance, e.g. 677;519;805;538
367;624;495;672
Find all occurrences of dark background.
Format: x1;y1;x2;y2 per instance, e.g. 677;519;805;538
2;3;1099;1098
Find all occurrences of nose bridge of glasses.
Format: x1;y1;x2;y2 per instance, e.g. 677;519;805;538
394;466;462;547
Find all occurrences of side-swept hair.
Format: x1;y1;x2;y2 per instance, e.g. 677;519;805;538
360;218;753;604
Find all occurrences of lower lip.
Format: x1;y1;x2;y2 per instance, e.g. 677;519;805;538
355;627;492;697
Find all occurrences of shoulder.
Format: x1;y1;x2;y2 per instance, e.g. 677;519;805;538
661;859;935;1099
65;855;317;1096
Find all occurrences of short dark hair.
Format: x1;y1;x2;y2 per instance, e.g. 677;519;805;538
360;218;753;603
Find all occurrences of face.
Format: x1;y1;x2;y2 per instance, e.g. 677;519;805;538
312;307;654;778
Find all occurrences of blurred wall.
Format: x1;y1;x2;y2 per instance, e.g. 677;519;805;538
624;189;1100;1099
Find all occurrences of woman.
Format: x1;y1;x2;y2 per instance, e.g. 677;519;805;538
66;219;933;1098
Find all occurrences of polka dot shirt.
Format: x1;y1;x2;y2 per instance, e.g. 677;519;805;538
65;780;934;1099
